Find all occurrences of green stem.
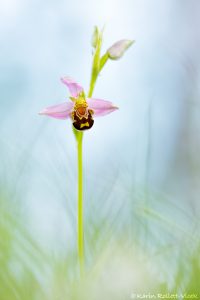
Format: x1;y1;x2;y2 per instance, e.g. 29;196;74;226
88;53;108;97
88;73;97;98
77;131;84;275
76;70;96;276
76;29;107;276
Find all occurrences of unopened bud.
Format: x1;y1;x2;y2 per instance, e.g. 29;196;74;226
107;39;134;60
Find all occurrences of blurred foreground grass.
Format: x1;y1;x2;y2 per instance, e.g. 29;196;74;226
0;178;199;300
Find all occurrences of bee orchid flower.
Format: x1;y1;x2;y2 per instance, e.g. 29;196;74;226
39;77;118;131
39;27;133;276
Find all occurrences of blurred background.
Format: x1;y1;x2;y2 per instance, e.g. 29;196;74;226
0;0;200;299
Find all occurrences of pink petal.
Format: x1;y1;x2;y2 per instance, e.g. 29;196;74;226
87;98;118;117
61;77;83;97
39;102;73;120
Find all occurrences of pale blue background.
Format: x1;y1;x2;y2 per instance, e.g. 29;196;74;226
0;0;200;249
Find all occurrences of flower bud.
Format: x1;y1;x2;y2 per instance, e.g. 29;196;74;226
91;26;99;48
107;39;134;60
